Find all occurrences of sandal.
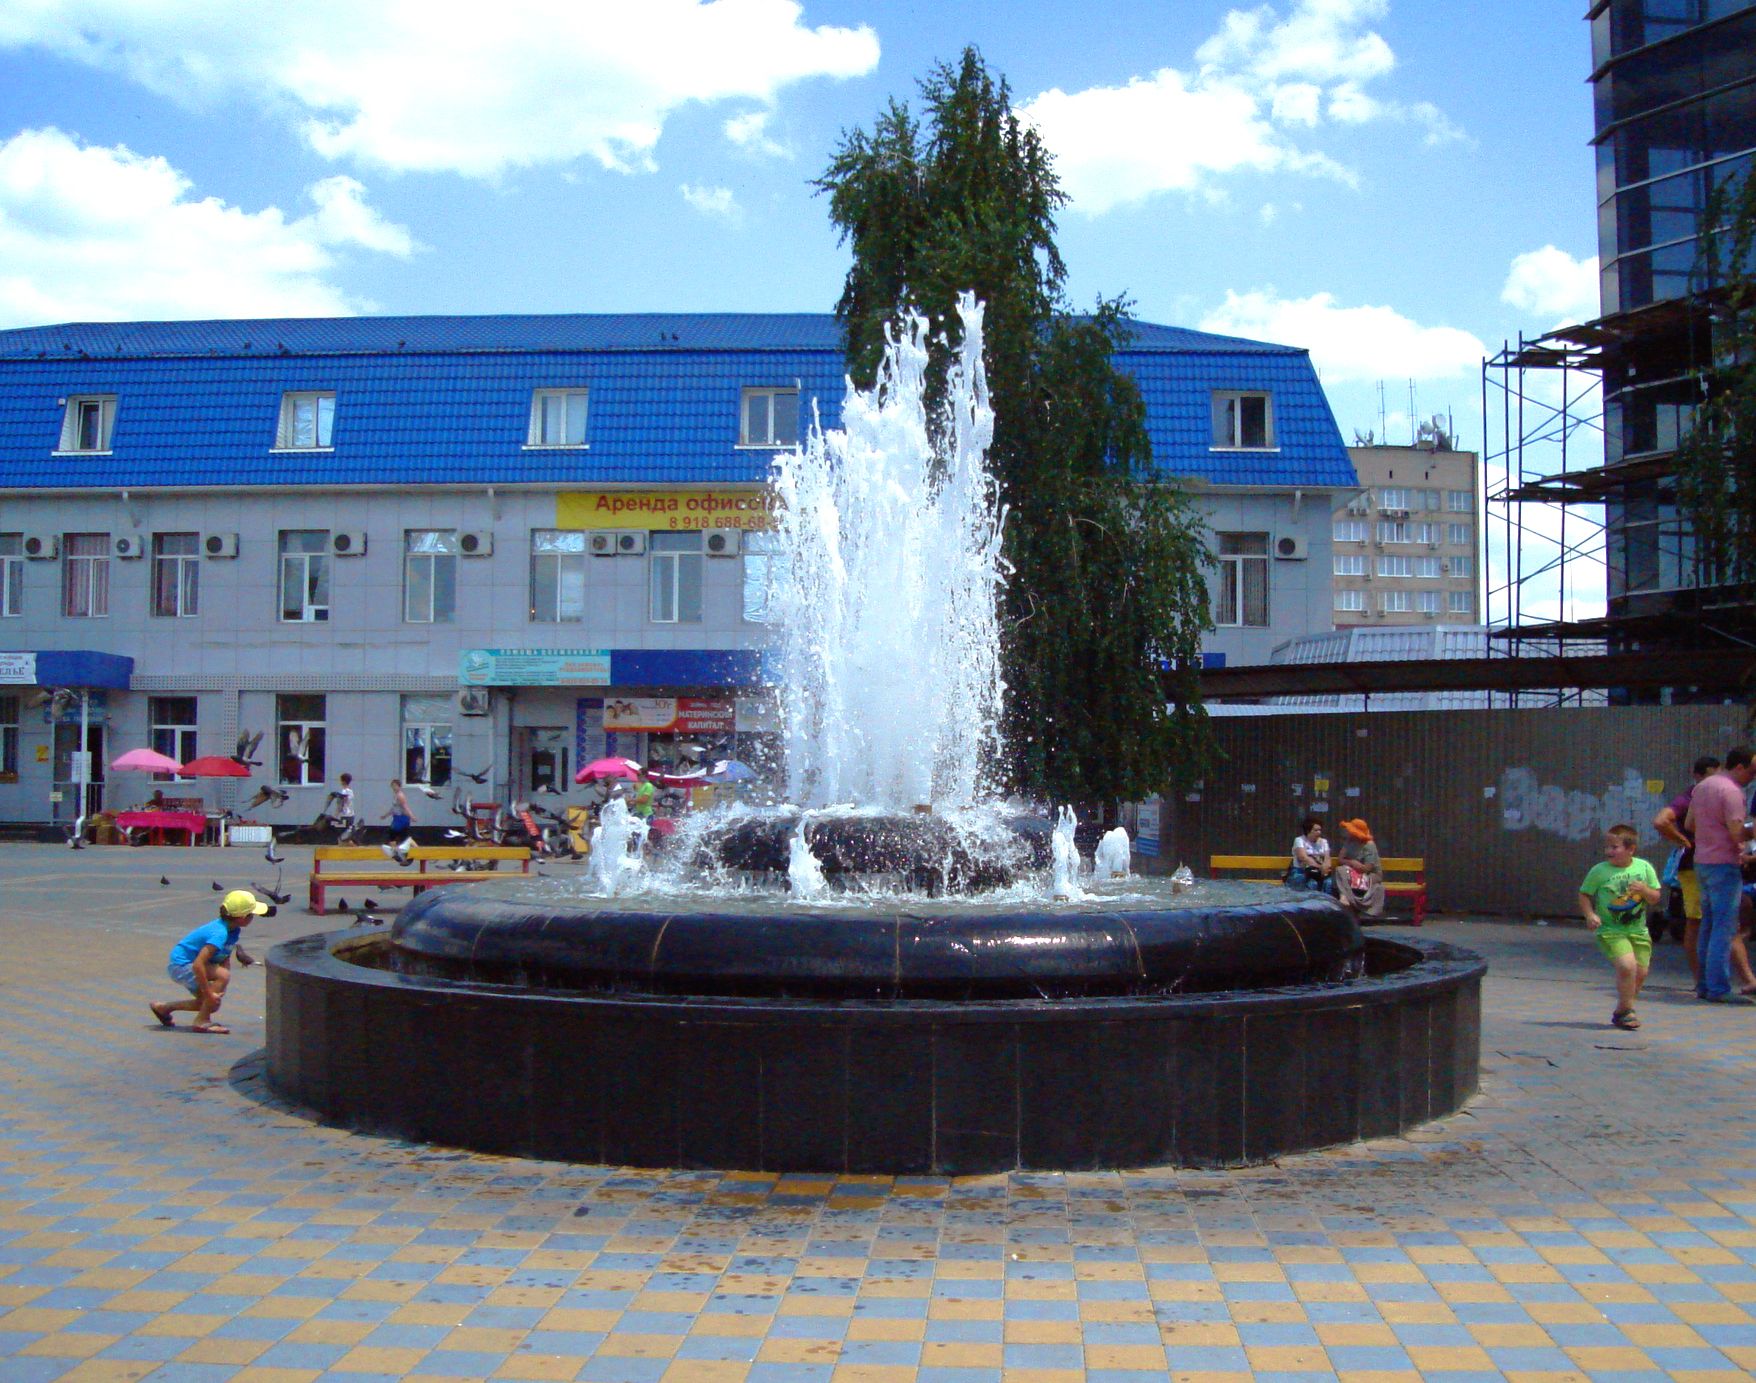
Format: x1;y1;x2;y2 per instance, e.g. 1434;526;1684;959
191;1023;231;1035
149;1002;174;1028
1611;1009;1641;1030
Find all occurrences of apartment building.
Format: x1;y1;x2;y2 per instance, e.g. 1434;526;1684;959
1332;444;1481;627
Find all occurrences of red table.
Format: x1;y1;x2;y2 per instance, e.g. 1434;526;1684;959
115;810;208;846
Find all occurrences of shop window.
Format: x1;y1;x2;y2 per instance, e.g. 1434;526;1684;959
278;694;326;786
401;695;453;787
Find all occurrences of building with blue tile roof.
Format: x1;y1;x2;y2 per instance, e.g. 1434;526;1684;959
0;313;1355;827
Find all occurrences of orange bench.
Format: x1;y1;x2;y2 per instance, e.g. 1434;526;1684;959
307;844;532;914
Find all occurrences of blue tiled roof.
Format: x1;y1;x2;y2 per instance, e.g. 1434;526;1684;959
0;313;1355;490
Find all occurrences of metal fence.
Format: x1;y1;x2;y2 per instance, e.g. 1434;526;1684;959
1161;705;1753;916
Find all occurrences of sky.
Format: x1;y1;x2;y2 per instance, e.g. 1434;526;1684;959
0;0;1605;620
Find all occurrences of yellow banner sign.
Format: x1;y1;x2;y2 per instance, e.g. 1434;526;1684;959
557;489;776;531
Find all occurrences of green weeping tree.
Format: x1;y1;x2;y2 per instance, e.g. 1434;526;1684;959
816;47;1212;810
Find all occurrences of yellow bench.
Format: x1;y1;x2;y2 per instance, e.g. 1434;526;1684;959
308;844;532;914
1209;853;1428;925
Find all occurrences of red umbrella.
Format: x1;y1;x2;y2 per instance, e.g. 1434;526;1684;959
575;756;644;785
180;755;252;778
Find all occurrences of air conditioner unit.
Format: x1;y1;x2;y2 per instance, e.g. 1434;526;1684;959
112;535;144;559
458;530;493;557
589;532;618;557
203;532;238;559
22;534;58;560
1440;561;1450;573
615;530;647;556
704;527;741;557
1273;534;1306;561
330;530;367;557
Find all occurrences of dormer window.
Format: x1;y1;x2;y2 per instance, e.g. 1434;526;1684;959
59;395;116;452
740;387;799;448
528;389;589;447
1210;390;1275;450
277;391;335;449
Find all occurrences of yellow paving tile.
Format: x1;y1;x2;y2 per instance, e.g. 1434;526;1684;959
332;1345;432;1374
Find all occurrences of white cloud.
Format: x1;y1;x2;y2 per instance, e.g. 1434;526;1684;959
1017;0;1464;214
681;183;741;222
724;109;792;159
1199;287;1485;384
0;128;416;327
0;0;879;179
1501;245;1600;325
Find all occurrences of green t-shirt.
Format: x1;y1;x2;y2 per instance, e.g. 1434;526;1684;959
1579;857;1659;931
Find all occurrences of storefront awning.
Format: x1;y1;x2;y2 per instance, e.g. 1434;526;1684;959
460;647;768;688
0;650;134;690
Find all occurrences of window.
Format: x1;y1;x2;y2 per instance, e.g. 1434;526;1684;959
651;531;704;623
62;533;109;618
1210;391;1274;449
1415;557;1441;579
277;694;326;786
528;389;589;447
151;533;200;617
741;388;800;448
1447;590;1473;615
59;396;115;452
1333;519;1367;543
743;530;779;623
1334;590;1365;612
1449;555;1473;578
1380;590;1411;613
0;534;20;617
1378;487;1411;510
276;391;335;449
401;695;453;788
1333;554;1365;576
404;530;458;624
279;531;329;622
1445;523;1470;545
1410;522;1438;544
0;694;17;780
1213;532;1269;627
1377;556;1411;578
1376;521;1410;544
1446;489;1472;513
530;530;589;622
149;697;197;776
1417;591;1442;614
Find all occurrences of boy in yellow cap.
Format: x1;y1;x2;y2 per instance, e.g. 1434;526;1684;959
151;888;268;1034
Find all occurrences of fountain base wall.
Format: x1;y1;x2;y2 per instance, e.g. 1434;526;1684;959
266;932;1483;1172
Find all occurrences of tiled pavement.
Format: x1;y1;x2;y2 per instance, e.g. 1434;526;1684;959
5;843;1756;1382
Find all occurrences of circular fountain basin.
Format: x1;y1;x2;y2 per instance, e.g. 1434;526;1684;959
266;878;1484;1173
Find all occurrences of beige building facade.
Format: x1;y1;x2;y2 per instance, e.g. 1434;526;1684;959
1333;445;1480;627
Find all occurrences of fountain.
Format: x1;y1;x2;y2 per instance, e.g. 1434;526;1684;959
267;297;1483;1172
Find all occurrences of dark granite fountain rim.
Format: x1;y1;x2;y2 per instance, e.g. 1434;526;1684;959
272;928;1486;1022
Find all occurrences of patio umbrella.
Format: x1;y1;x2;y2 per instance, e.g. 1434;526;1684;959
110;747;184;774
575;756;644;786
180;755;252;778
706;759;757;782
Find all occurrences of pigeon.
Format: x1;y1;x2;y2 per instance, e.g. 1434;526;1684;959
250;881;292;905
65;827;85;850
458;766;491;784
211;881;225;891
233;729;265;766
159;876;170;887
264;837;286;865
413;784;442;799
444;828;468;840
379;837;416;868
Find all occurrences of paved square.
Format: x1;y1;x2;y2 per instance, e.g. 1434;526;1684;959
4;842;1756;1382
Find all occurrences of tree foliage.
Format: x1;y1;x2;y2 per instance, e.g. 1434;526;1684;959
816;48;1212;809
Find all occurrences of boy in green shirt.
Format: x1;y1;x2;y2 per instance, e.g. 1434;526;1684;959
1579;823;1662;1031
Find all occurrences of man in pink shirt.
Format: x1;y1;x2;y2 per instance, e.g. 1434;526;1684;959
1685;746;1755;1003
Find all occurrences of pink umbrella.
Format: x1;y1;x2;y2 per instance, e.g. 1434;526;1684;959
110;747;185;774
575;756;644;785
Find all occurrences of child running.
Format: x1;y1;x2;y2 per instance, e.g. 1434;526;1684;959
150;888;268;1034
1578;823;1661;1030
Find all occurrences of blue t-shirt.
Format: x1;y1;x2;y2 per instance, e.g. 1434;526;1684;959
169;919;241;968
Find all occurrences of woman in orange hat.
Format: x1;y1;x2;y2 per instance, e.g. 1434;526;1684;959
1335;818;1385;917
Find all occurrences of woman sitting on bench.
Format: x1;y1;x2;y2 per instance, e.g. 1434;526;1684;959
1286;817;1335;894
1335;818;1385;917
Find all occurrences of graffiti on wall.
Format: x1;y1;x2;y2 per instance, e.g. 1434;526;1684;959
1497;766;1665;844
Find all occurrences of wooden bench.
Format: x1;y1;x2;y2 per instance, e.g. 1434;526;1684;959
1209;853;1428;926
308;844;532;914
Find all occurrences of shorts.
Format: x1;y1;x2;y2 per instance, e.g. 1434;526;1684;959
1680;869;1701;921
167;960;199;993
1595;925;1652;967
390;814;412;833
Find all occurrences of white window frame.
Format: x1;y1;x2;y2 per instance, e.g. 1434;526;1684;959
1449;555;1474;578
1213;532;1269;627
401;698;454;788
742;529;778;624
0;534;21;617
1377;555;1411;578
1447;590;1473;614
650;531;704;624
1415;557;1442;579
151;532;200;618
739;387;801;448
530;530;589;623
1332;519;1367;543
1378;487;1411;510
1446;489;1473;513
1333;554;1365;576
1445;523;1470;546
1417;591;1442;614
404;530;459;624
1210;391;1276;450
1380;589;1411;613
279;530;330;623
149;696;198;779
58;395;116;453
1411;522;1438;544
527;389;590;448
1334;590;1365;612
277;694;327;786
275;391;336;450
1376;521;1411;544
62;532;110;618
